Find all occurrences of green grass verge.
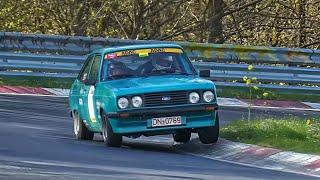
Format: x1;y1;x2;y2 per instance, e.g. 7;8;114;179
217;85;320;103
221;118;320;155
0;76;73;89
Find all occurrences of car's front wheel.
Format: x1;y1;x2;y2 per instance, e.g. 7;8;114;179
198;113;219;144
101;112;122;147
73;111;94;140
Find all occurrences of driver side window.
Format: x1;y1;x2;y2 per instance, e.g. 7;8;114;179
79;55;94;82
88;55;101;83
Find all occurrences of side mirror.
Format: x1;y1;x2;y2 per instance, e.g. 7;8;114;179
83;79;96;86
199;70;210;78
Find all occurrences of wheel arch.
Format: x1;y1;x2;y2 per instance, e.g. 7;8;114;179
70;109;77;118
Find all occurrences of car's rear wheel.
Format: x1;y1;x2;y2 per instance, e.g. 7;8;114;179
173;130;191;143
198;113;219;144
101;112;122;147
73;111;94;140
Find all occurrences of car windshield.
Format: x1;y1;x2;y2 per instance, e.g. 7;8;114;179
101;48;196;81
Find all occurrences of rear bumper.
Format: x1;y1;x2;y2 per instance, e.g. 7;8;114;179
107;103;218;135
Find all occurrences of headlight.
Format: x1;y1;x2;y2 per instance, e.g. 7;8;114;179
132;96;143;108
189;92;200;103
118;97;129;109
203;91;214;103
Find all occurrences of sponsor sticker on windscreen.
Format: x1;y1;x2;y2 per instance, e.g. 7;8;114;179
105;53;118;59
104;48;182;59
139;52;149;57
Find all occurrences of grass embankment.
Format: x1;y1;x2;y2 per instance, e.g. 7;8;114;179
221;118;320;155
0;76;73;89
216;85;320;103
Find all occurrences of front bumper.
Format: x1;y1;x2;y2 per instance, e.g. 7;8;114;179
106;103;219;135
106;103;218;118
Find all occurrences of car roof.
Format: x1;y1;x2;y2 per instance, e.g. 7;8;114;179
90;44;183;55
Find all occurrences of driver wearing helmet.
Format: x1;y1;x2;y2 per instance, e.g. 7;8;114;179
138;56;174;75
108;61;127;78
151;57;173;70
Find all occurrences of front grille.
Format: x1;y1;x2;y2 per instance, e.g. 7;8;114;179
143;91;188;107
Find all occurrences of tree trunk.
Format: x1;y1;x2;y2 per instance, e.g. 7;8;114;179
298;0;306;47
207;0;224;43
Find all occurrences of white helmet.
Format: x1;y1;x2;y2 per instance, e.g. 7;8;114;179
152;56;173;70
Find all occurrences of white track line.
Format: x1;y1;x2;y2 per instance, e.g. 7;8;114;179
0;92;68;98
220;104;320;112
183;151;320;178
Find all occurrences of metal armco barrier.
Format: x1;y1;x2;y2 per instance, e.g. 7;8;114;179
0;32;320;95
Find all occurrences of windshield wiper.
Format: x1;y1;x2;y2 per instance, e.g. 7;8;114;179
141;69;169;77
154;69;175;74
108;74;136;80
172;72;193;76
142;70;193;77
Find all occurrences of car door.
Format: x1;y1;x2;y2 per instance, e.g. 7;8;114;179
77;55;95;125
81;54;101;129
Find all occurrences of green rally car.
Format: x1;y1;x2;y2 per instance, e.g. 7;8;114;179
69;44;219;147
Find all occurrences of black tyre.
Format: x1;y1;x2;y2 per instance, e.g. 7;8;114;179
198;113;219;144
101;112;122;147
73;111;94;140
173;130;191;143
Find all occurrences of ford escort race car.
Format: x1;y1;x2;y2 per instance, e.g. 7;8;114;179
69;44;219;147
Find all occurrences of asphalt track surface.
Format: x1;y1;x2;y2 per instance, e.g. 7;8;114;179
0;94;319;180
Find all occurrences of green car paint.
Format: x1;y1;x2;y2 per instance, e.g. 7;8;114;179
69;44;218;137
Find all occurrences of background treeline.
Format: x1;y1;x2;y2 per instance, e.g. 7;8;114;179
0;0;319;49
